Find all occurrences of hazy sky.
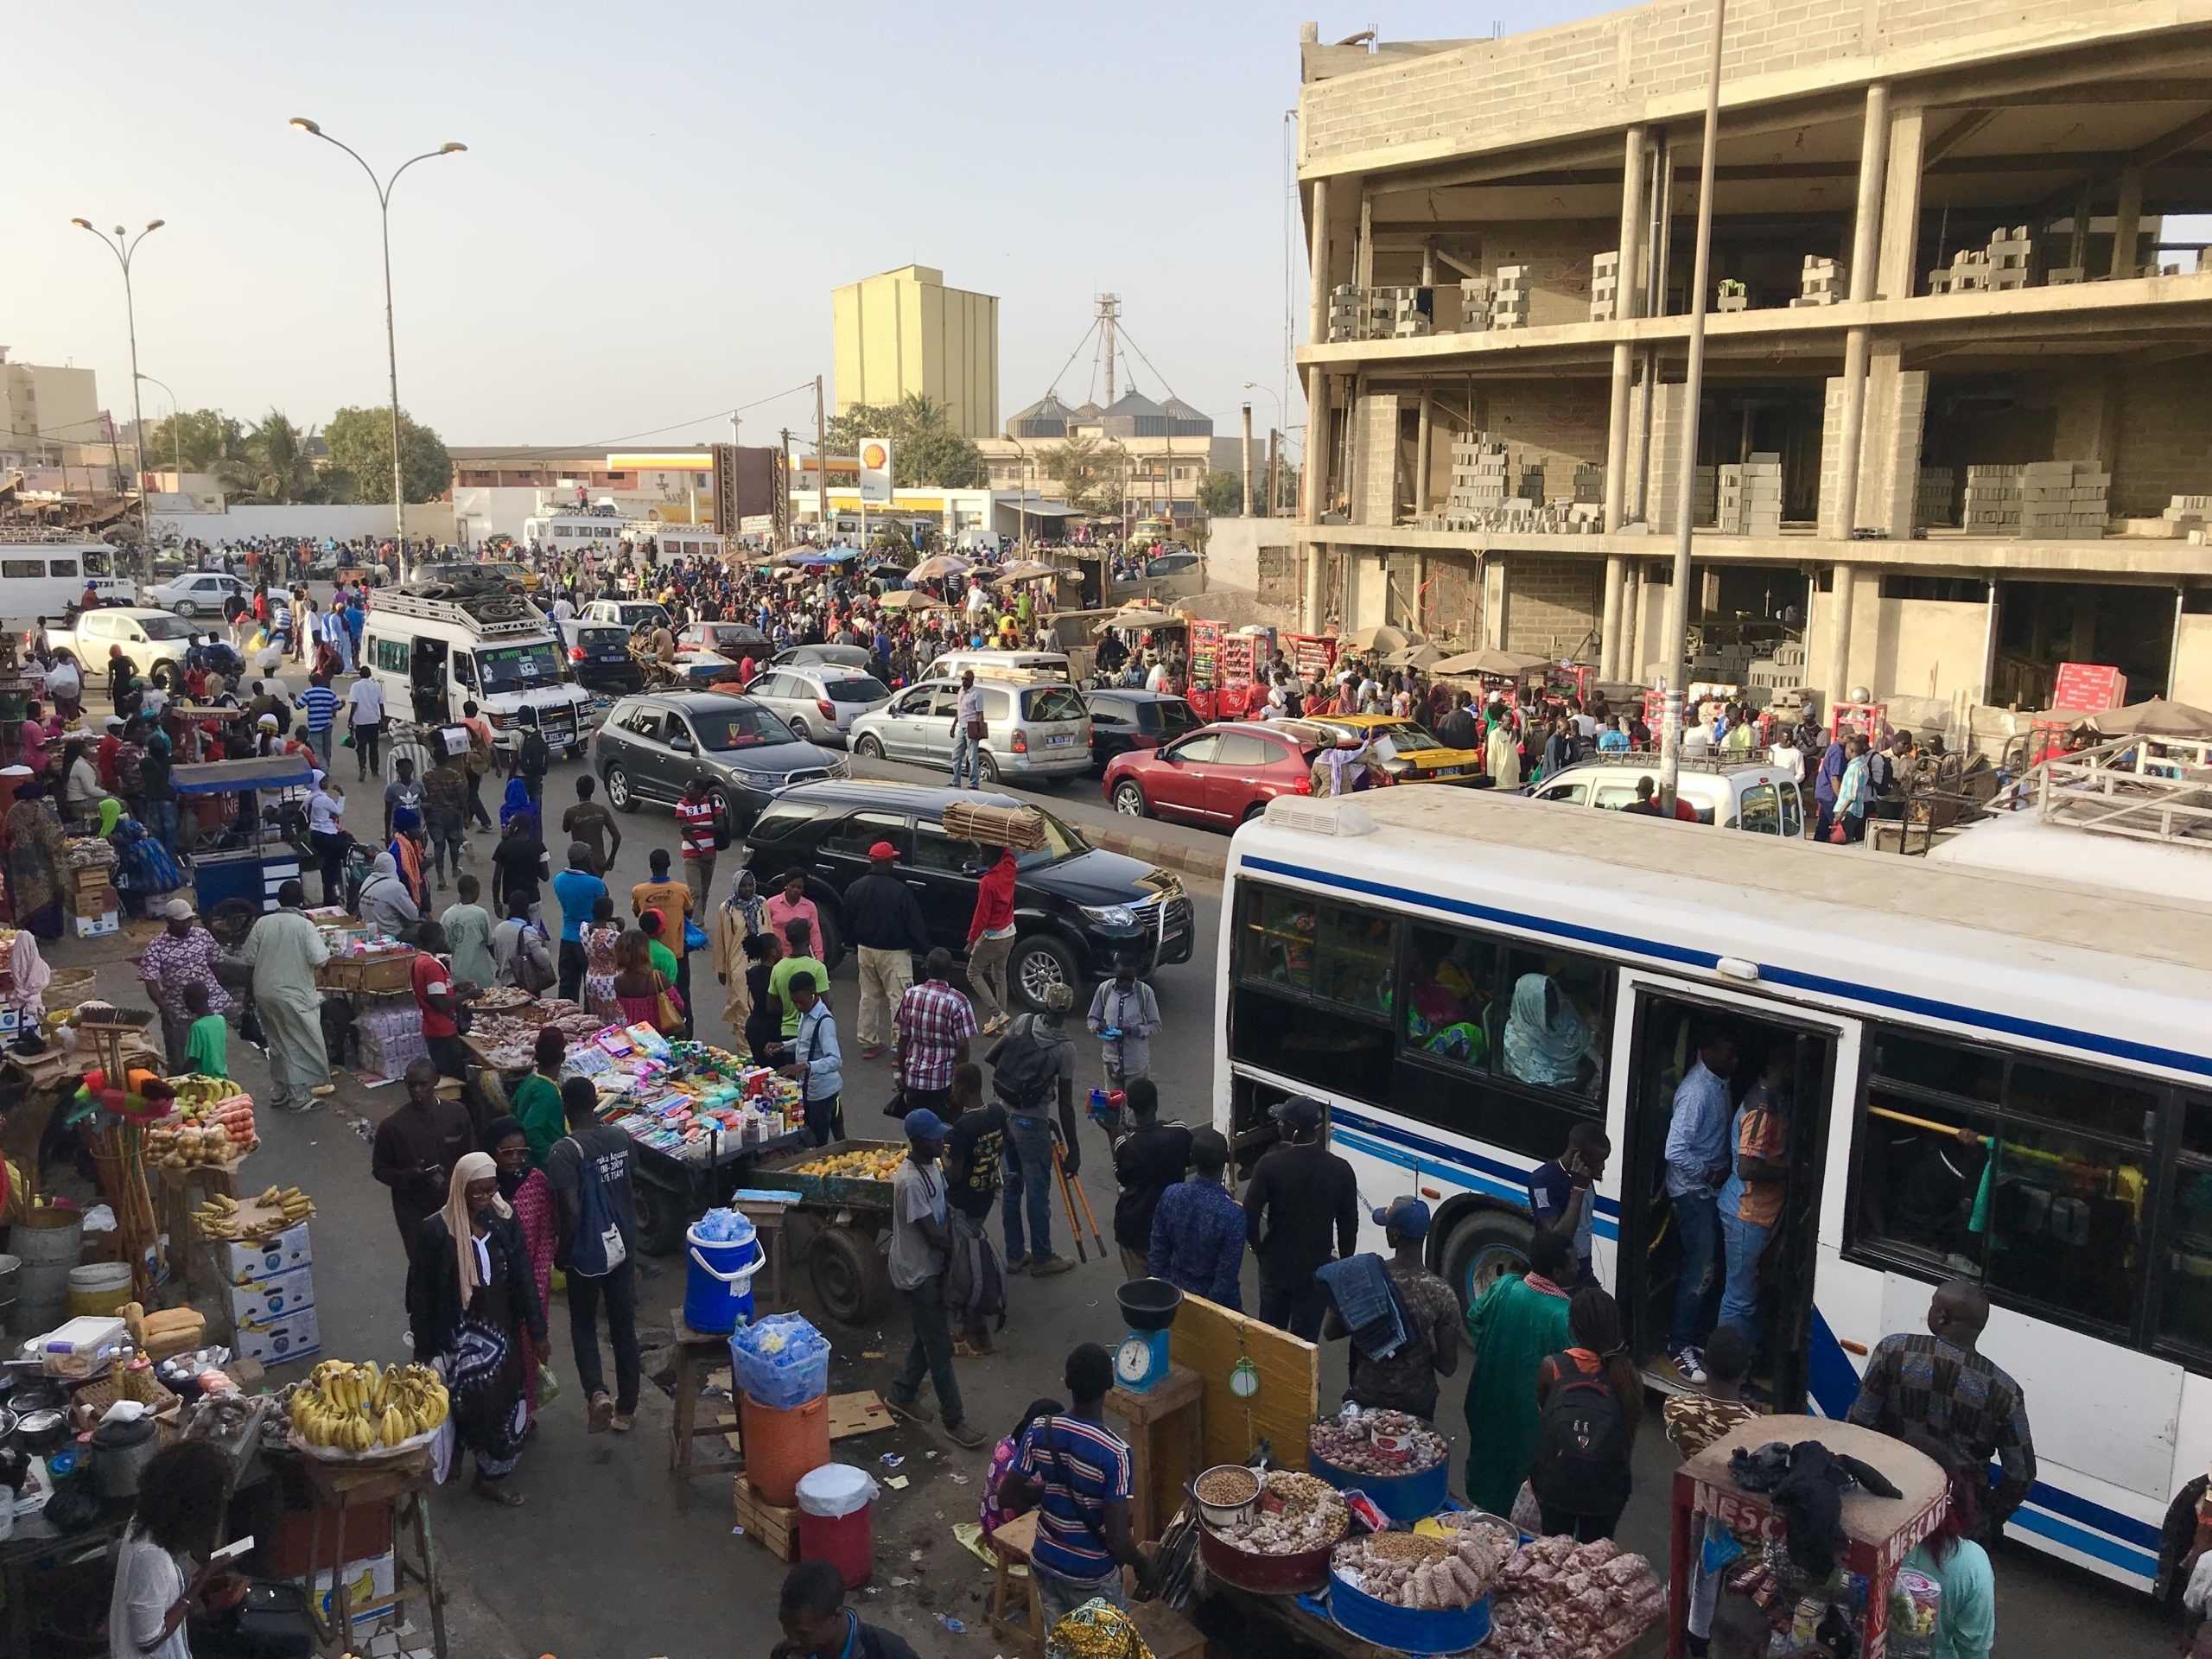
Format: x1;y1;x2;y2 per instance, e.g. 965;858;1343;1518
10;2;1608;461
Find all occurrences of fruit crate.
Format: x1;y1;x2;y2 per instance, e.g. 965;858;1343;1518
748;1139;903;1209
733;1475;798;1561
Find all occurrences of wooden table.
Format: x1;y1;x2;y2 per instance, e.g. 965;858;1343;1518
1669;1414;1947;1659
154;1154;247;1298
289;1446;448;1658
1104;1363;1205;1545
669;1314;743;1478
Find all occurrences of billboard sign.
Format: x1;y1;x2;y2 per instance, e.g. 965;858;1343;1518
859;437;893;504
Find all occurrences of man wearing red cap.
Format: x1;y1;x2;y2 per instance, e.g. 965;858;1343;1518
842;839;931;1059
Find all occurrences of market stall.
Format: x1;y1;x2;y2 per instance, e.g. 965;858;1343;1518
748;1140;908;1322
172;754;311;916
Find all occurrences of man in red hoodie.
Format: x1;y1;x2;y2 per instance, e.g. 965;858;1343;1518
964;845;1018;1034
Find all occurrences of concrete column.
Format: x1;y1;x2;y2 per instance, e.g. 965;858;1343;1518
1302;365;1331;524
1357;190;1374;289
1306;175;1332;347
1980;579;2000;708
1414;393;1434;519
1599;555;1627;679
2110;167;2145;279
1830;85;1892;543
1241;404;1255;516
1876;106;1925;302
1413;552;1430;636
1484;557;1510;650
1826;562;1859;709
1302;541;1326;632
1603;124;1649;536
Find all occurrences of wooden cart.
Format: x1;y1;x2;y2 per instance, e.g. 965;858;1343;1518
747;1138;905;1324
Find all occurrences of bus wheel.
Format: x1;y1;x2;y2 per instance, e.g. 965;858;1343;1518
1440;1210;1534;1312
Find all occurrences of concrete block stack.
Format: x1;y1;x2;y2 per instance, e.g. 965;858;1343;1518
1376;286;1433;340
2164;494;2212;538
1440;434;1512;520
1457;276;1493;332
1986;226;2031;291
1791;256;1847;307
1491;266;1529;330
1693;465;1719;528
1961;465;2021;530
1573;463;1605;505
1929;249;1991;296
2045;266;2086;286
2018;461;2108;539
1591;251;1620;322
1517;463;1547;506
1716;454;1783;534
1327;283;1365;343
1717;279;1749;314
1914;467;1956;528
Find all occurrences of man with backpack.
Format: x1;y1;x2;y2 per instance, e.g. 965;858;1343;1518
988;982;1080;1276
1529;1286;1643;1542
547;1075;641;1435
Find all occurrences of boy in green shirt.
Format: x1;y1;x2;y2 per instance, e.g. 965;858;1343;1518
183;982;228;1079
766;915;829;1043
510;1027;568;1168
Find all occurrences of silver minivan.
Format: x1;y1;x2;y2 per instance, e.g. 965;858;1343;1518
849;675;1092;784
747;664;893;747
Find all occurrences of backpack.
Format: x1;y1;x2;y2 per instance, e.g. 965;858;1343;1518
1531;1355;1630;1515
556;1133;628;1277
990;1014;1060;1114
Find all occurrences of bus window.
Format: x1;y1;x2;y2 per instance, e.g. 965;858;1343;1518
1536;780;1588;806
1;560;41;580
1229;883;1395;1103
1780;784;1803;838
2159;1096;2212;1357
1498;948;1609;1100
48;557;79;579
1403;923;1498;1071
1986;1117;2145;1332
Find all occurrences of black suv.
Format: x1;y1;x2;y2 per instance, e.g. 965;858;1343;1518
1082;689;1198;772
589;691;845;830
741;779;1193;1007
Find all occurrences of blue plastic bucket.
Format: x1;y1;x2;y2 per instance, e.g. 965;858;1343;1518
1327;1572;1491;1656
1306;1445;1452;1525
683;1224;764;1334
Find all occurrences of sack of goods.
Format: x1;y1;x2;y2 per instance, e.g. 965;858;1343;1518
940;800;1046;852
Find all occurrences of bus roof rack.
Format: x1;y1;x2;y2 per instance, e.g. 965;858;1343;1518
374;586;547;639
2030;736;2212;848
1573;747;1778;773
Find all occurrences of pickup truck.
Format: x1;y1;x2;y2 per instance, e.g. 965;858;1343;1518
48;606;200;691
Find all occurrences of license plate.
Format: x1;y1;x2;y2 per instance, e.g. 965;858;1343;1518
1046;734;1076;747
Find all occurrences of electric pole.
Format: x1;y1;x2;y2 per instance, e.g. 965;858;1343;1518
813;375;829;543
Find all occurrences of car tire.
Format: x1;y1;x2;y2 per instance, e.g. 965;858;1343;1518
853;734;885;760
603;765;637;813
150;662;180;693
174;601;198;620
632;1178;688;1256
1011;932;1078;1012
1111;781;1150;817
812;902;844;974
1241;800;1267;823
1439;1209;1535;1313
976;750;1001;785
809;1225;887;1325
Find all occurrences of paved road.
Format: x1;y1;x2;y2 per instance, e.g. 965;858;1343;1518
50;734;2169;1656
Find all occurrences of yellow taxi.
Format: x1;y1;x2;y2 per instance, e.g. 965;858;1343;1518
1302;712;1484;785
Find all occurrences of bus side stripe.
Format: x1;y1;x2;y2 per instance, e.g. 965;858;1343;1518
1238;855;2212;1080
2024;1480;2163;1551
1806;1306;1863;1421
1331;1108;1622;1228
2005;1508;2158;1579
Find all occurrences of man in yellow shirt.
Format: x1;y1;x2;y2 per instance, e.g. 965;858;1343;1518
631;847;695;1011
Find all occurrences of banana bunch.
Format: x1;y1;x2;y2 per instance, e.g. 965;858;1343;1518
289;1361;450;1454
257;1185;317;1226
192;1192;243;1240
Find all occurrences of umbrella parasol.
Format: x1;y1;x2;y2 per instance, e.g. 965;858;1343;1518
993;559;1062;583
1097;604;1184;632
1430;645;1553;677
1381;642;1448;669
906;554;973;582
2088;697;2212;738
880;588;948;612
1340;624;1416;653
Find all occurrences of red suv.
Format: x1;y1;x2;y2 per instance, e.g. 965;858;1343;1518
1103;721;1323;830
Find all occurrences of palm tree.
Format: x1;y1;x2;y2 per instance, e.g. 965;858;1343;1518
215;410;329;504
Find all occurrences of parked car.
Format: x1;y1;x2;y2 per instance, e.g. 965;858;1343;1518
582;599;671;633
1083;689;1198;772
588;690;845;832
567;623;644;695
679;620;772;661
1529;753;1804;834
48;607;197;690
1102;719;1325;828
1144;550;1202;579
747;664;893;746
143;572;247;620
848;676;1091;785
1300;712;1484;786
771;642;874;671
924;648;1072;683
741;779;1194;1001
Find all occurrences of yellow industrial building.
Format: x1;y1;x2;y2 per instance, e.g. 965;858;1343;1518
830;264;1000;441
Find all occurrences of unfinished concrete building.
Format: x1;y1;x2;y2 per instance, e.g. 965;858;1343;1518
1292;3;2212;733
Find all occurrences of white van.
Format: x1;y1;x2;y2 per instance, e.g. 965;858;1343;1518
923;647;1073;683
1530;751;1804;835
360;588;595;758
0;538;136;621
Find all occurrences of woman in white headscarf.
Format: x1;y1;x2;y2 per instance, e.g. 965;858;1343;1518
404;1151;548;1503
357;850;420;939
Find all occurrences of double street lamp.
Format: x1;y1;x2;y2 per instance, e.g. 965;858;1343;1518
69;217;163;567
289;118;465;576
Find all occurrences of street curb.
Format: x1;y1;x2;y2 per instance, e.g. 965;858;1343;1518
1085;826;1227;883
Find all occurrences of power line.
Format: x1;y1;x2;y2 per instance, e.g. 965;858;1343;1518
454;381;822;466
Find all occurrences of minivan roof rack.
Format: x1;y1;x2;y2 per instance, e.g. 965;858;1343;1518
375;587;547;639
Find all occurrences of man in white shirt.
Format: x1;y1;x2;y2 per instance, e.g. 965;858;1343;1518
950;671;985;790
345;668;386;782
1144;657;1170;694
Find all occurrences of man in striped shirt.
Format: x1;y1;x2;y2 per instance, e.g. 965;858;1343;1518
294;671;339;772
1001;1343;1155;1627
674;774;719;912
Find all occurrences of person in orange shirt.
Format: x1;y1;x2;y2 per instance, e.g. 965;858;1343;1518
1715;1048;1790;1344
630;847;695;1012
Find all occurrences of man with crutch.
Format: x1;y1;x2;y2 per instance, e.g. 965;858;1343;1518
988;982;1082;1277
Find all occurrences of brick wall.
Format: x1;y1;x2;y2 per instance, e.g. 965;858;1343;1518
1647;382;1692;533
1301;0;2152;169
2113;360;2212;517
1483;378;1611;505
1504;552;1603;658
1818;363;1928;535
1353;393;1406;526
1481;223;1612;329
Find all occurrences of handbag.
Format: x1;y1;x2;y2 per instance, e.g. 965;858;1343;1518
683;917;709;951
965;714;988;741
655;976;686;1033
1827;817;1849;844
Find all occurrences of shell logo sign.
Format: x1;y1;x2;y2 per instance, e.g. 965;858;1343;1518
858;436;893;504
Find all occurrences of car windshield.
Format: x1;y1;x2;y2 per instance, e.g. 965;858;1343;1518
1023;685;1088;722
578;626;628;649
690;703;800;751
620;605;669;628
824;676;889;703
135;613;194;642
1379;721;1445;751
1015;809;1087;868
708;624;767;645
475;642;564;693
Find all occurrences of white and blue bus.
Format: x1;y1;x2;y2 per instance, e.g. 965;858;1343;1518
1213;784;2212;1592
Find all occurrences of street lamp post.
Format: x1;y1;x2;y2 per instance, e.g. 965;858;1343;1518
137;373;181;484
1243;381;1286;513
69;217;162;574
289;118;465;581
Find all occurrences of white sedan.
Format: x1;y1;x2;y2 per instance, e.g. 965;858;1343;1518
144;572;246;619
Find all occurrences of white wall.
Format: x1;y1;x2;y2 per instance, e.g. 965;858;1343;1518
1205;518;1297;597
148;503;454;543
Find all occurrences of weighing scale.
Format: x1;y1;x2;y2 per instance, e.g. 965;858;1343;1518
1114;1277;1184;1393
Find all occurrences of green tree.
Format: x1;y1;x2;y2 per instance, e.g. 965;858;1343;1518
138;409;245;474
1196;469;1243;517
323;404;452;503
1043;435;1130;515
823;395;980;489
214;410;349;505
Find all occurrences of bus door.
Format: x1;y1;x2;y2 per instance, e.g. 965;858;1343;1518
1614;973;1858;1410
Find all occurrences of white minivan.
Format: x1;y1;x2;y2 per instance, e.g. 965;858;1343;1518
1531;753;1804;835
360;588;596;758
0;541;136;621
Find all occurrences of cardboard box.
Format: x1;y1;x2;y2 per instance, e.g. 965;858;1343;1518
266;1499;392;1577
73;908;120;938
236;1305;319;1365
310;1551;397;1630
222;1222;312;1284
226;1264;315;1325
